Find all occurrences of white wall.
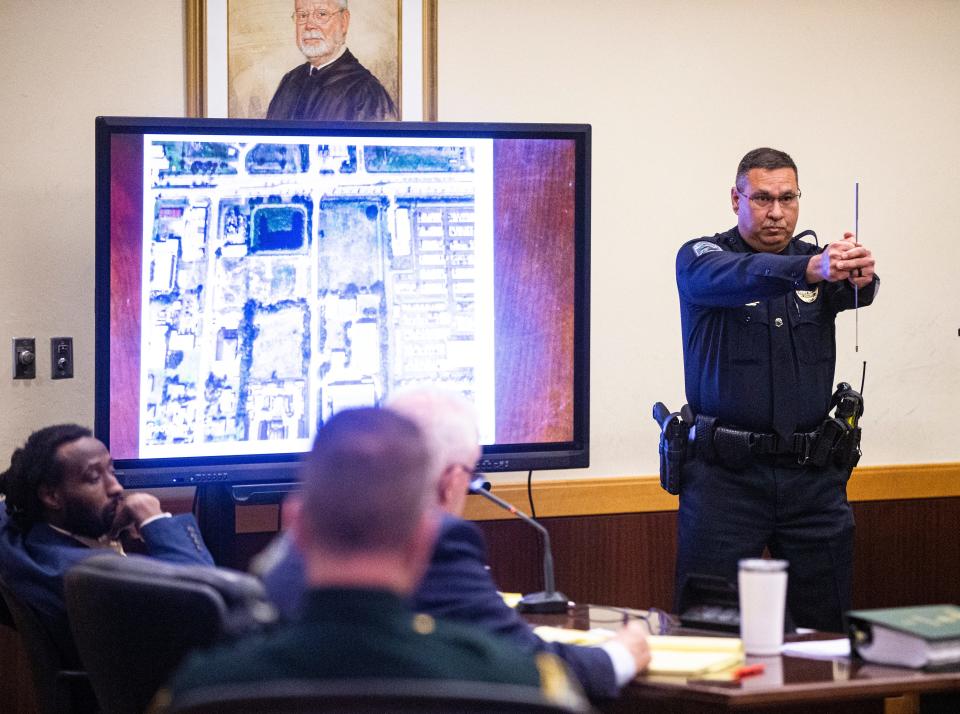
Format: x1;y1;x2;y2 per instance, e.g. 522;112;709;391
1;1;957;483
0;2;186;457
439;0;960;479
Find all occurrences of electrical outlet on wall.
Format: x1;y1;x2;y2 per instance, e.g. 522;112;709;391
13;338;36;379
51;337;74;379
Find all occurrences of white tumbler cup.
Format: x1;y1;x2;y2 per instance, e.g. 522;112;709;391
738;558;788;656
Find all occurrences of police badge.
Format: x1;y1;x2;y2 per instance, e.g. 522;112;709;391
796;287;819;303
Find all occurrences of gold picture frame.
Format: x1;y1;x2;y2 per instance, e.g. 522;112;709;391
185;0;437;120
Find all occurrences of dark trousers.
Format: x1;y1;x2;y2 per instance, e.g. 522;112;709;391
675;456;854;633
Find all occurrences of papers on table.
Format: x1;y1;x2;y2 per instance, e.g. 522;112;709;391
534;623;858;678
534;626;746;676
780;638;851;659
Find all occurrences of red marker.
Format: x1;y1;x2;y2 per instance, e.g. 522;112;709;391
731;663;765;680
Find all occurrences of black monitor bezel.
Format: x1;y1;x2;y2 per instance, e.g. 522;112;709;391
94;116;590;488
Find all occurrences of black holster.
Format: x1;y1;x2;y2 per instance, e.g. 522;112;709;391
805;417;848;468
834;426;862;471
653;402;692;495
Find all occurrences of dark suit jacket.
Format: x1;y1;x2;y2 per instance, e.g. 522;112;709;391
166;587;578;706
261;513;618;699
0;510;214;666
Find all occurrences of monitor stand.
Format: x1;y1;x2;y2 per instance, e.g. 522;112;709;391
195;482;300;566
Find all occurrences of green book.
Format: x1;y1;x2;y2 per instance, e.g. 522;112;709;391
846;604;960;669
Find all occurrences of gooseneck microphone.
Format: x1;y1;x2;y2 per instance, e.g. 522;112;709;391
469;475;570;613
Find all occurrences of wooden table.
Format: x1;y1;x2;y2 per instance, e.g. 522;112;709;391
527;605;960;713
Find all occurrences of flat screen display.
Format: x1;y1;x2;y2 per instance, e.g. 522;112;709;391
95;117;590;487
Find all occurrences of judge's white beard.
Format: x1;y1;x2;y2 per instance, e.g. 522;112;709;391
298;31;344;62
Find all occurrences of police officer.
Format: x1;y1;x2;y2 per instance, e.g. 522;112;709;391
674;148;878;632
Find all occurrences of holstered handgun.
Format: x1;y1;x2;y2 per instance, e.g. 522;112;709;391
652;402;692;495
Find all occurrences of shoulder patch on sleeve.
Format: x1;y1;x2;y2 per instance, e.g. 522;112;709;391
692;241;722;256
534;653;587;709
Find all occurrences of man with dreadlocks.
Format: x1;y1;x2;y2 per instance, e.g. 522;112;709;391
0;424;213;666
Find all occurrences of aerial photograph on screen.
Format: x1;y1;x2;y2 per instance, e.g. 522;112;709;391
139;134;494;459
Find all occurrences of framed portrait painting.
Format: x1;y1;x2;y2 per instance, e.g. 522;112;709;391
185;0;437;121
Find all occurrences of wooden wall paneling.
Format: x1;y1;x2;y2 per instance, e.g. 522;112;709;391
190;486;960;612
850;497;960;608
478;511;678;612
479;498;960;614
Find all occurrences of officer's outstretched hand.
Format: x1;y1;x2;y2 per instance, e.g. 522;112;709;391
806;232;875;286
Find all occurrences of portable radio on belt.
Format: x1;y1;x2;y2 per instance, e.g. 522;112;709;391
834;385;863;428
833;361;866;428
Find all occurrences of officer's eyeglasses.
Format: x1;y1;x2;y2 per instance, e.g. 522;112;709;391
292;8;345;24
737;189;801;210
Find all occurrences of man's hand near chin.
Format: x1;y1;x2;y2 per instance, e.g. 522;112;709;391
108;492;164;540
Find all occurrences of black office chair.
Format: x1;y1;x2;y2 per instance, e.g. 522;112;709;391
64;553;276;714
0;575;97;714
165;678;594;714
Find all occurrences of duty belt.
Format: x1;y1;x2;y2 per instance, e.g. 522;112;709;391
711;425;818;467
652;393;862;496
695;414;848;470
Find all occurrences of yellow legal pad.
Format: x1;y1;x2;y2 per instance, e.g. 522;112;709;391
533;626;745;676
645;635;745;675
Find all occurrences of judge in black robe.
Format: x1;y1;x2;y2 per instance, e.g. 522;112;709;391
266;49;397;122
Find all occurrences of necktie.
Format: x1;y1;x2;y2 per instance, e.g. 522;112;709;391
770;294;797;441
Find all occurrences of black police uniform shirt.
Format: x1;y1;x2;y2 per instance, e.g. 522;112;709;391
676;227;878;439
